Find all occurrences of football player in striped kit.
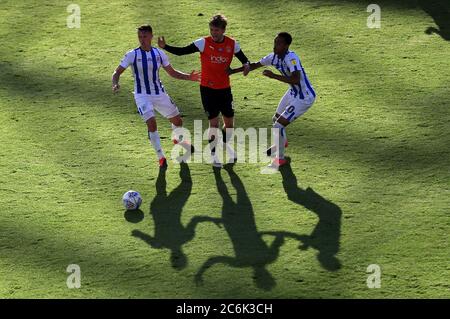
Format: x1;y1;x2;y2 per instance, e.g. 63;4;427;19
112;25;201;168
230;32;316;169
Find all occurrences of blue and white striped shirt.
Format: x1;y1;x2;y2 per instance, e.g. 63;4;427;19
120;47;169;95
260;51;316;99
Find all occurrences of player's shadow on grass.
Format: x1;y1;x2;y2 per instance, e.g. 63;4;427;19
194;164;297;291
235;0;449;41
419;0;450;41
276;158;342;271
130;163;219;270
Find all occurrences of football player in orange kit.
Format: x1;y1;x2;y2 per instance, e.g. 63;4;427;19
158;14;251;168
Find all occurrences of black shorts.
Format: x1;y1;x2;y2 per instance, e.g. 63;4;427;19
200;86;234;120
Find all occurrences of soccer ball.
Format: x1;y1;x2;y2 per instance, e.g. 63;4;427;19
122;190;142;210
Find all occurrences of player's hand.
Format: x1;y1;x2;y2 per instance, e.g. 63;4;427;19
189;70;201;82
262;70;275;78
243;63;250;76
157;36;166;48
112;83;120;93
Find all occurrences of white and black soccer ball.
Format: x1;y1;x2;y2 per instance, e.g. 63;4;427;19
122;190;142;210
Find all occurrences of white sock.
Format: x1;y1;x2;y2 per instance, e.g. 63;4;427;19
148;131;165;160
222;127;236;159
171;124;192;163
273;122;286;160
171;124;184;143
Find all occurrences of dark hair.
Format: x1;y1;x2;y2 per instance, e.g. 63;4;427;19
137;24;153;33
277;32;292;45
209;14;227;29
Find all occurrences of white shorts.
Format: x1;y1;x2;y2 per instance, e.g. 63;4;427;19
276;89;315;123
134;93;180;122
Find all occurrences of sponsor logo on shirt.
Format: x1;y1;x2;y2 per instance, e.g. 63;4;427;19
210;55;229;64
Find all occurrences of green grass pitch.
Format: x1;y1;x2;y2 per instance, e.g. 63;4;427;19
0;0;448;298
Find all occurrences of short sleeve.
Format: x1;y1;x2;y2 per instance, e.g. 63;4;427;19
193;38;206;53
119;50;135;68
156;48;170;67
286;53;301;73
234;41;241;53
260;53;275;66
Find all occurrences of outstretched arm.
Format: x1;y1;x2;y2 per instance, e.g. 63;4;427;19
158;36;200;56
195;256;237;286
262;69;300;85
234;49;251;76
186;216;222;235
131;230;159;248
229;61;263;75
112;65;126;93
260;230;306;241
260;231;310;250
163;64;201;82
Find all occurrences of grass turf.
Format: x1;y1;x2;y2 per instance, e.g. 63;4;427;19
0;0;448;298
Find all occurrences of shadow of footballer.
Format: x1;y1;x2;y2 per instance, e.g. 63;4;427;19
126;163;221;270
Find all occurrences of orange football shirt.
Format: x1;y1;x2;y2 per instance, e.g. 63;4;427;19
200;36;235;89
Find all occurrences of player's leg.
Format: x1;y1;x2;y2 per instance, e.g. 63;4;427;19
200;86;222;167
267;90;291;156
268;97;315;168
135;95;167;168
147;119;167;168
269;116;290;168
222;115;237;163
208;116;222;167
153;93;194;163
155;93;194;150
274;90;291;122
220;88;237;163
168;115;188;145
168;115;195;162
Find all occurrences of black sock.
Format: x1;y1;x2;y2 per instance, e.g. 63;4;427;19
208;136;216;154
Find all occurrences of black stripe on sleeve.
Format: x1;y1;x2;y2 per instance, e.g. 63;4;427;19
234;50;249;64
163;43;200;56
